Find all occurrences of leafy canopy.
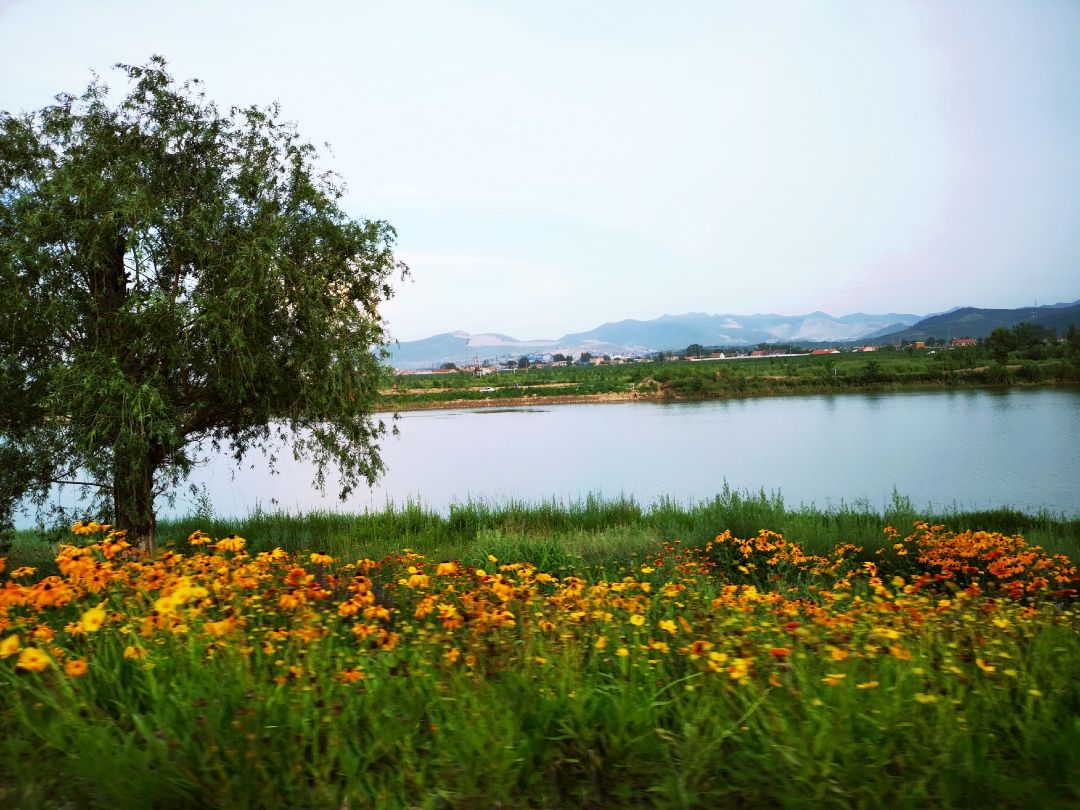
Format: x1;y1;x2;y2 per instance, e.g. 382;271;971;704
0;56;404;546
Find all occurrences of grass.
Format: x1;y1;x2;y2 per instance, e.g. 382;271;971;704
11;487;1078;573
2;498;1078;807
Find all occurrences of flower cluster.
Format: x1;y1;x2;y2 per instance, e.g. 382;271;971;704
0;523;1075;696
880;522;1078;600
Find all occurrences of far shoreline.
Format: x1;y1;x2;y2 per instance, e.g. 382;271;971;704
375;378;1074;413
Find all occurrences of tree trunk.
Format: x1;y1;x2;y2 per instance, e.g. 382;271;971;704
113;447;159;554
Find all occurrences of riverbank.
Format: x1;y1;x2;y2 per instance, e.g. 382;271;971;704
378;353;1080;412
376;377;1074;412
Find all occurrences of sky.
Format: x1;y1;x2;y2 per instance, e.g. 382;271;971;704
1;0;1078;342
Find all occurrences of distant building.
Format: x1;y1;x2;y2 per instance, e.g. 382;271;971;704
811;348;840;355
952;337;978;347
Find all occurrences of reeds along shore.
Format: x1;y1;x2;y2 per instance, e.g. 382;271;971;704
2;493;1078;808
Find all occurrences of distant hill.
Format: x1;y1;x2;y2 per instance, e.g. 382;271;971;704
875;301;1080;343
386;310;922;369
560;311;920;348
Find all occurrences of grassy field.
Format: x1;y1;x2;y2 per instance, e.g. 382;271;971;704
381;349;1080;410
2;494;1078;808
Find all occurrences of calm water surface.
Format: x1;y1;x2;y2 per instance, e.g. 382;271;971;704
153;387;1080;518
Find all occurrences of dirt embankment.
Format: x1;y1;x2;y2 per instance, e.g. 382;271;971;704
376;389;663;412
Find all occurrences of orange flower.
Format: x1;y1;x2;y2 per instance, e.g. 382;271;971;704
64;658;89;677
768;647;792;659
336;668;364;683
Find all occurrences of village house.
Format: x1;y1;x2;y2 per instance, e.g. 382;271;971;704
952;337;978;347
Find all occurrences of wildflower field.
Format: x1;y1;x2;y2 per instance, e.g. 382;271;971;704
2;520;1079;808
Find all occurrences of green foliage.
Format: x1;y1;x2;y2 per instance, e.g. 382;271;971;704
384;350;1080;410
987;327;1019;364
0;57;403;547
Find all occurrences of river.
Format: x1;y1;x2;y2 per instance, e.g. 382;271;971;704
135;386;1080;519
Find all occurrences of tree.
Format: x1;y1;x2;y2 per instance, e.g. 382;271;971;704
0;58;404;550
985;327;1018;365
517;355;530;369
1012;322;1053;347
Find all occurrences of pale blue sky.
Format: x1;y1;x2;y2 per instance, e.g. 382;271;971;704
2;0;1078;340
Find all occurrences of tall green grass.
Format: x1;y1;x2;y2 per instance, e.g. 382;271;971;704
10;488;1078;572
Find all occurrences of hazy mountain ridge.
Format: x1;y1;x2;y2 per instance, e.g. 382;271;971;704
387;310;921;369
387;301;1080;369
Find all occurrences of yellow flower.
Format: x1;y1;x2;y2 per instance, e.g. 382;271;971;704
629;614;646;627
16;647;51;672
64;658;89;677
436;561;460;576
309;552;334;565
658;619;677;635
822;673;847;686
187;530;212;546
0;634;21;658
123;646;148;660
9;566;36;579
595;635;608;651
79;606;107;633
856;681;880;690
615;647;630;657
914;692;938;704
213;535;246;553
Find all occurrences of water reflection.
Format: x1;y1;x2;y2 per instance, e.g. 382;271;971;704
19;388;1080;525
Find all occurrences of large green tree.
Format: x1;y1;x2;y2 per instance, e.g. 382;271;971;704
985;327;1018;365
0;57;404;550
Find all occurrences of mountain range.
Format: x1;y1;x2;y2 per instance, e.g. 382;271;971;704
385;301;1080;370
